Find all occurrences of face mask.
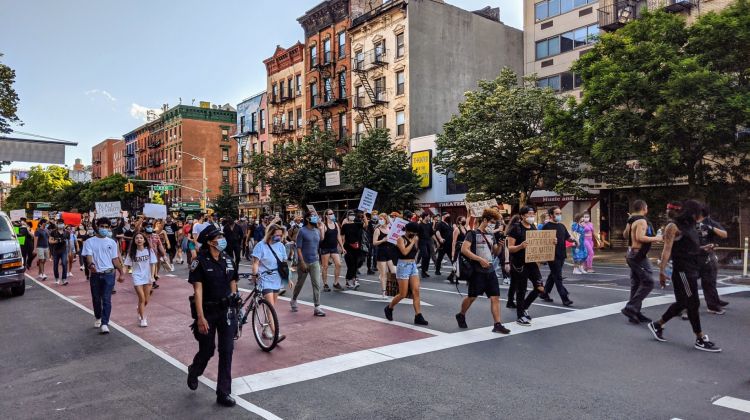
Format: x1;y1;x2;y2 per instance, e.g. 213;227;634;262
272;235;282;243
146;227;153;233
98;228;110;237
214;238;227;251
87;230;95;236
485;223;496;234
310;216;319;224
554;215;562;223
57;224;65;230
525;217;536;226
348;216;355;222
459;220;466;226
378;219;385;226
583;216;590;222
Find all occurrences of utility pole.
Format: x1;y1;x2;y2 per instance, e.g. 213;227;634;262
176;151;207;211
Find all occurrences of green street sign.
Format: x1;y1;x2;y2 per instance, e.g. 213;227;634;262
179;202;201;209
153;185;175;192
36;202;52;209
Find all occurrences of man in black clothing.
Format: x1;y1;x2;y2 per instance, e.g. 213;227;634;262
541;206;576;306
507;206;546;326
696;207;729;313
164;217;179;263
434;213;453;276
621;200;662;323
416;212;434;278
366;212;378;274
221;217;243;269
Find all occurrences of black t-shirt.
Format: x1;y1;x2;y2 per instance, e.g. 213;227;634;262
696;218;723;247
542;222;571;260
164;223;178;242
508;223;536;264
341;222;364;246
49;230;69;254
437;221;452;246
188;250;237;303
417;222;433;241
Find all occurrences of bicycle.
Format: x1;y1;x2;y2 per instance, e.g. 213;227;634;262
235;272;281;352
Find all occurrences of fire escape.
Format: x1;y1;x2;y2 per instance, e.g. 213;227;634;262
351;45;389;134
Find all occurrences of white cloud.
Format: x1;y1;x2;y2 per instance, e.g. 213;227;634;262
129;103;163;121
85;89;117;102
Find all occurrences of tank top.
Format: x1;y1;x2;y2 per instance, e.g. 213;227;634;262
400;237;418;259
626;215;654;261
320;222;339;249
671;222;701;272
456;226;467;243
375;229;389;252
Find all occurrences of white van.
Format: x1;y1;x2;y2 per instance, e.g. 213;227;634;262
0;211;26;297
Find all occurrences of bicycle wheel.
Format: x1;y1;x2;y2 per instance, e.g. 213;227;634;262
252;298;280;352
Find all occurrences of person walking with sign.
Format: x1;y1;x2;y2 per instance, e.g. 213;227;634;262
385;222;429;326
507;206;546;326
540;207;576;306
455;208;510;334
186;224;240;406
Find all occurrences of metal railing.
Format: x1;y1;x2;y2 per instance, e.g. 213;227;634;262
352;47;388;72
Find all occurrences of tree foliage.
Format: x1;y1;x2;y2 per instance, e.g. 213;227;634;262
5;166;71;210
245;128;340;207
435;67;580;206
210;185;238;218
572;7;750;195
341;129;422;212
0;53;21;134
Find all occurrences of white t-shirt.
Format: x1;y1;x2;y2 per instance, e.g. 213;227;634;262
81;236;119;271
124;248;157;286
192;222;209;249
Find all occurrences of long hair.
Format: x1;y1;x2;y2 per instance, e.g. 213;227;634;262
128;232;150;261
505;215;520;235
674;200;702;228
264;224;284;244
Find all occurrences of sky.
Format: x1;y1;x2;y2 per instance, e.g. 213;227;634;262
0;0;523;180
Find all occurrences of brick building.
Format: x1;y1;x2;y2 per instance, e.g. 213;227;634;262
112;140;126;175
234;91;269;217
264;43;306;150
91;138;122;180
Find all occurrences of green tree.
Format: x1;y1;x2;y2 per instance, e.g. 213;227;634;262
80;174;148;212
4;165;72;210
245;128;340;207
341;128;422;211
54;181;91;212
151;192;164;205
572;9;750;195
0;53;21;134
435;67;580;206
210;185;238;218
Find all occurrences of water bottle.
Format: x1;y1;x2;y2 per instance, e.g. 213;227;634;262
657;259;672;286
656;228;663;237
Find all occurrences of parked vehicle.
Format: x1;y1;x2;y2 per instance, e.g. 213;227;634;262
0;211;26;297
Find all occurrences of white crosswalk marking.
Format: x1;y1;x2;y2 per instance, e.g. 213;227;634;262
713;396;750;414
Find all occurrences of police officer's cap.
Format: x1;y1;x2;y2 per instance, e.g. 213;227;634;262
197;224;222;245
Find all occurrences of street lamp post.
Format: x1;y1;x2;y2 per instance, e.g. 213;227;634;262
176;151;207;211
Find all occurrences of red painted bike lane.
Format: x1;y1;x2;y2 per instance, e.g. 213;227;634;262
36;267;433;383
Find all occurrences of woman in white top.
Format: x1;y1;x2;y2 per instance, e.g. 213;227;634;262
124;232;157;327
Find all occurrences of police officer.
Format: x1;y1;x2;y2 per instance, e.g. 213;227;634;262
186;224;239;407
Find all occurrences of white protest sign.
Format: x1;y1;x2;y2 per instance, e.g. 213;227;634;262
465;198;498;218
325;171;341;187
143;203;167;220
357;188;378;213
33;210;42;220
306;204;317;214
386;217;408;245
95;201;122;219
10;209;26;221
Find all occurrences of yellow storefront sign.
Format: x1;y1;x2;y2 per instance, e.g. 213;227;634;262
411;150;432;189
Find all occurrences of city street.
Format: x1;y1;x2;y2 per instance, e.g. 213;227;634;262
2;255;749;419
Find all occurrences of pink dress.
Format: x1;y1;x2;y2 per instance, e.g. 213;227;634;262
583;222;595;269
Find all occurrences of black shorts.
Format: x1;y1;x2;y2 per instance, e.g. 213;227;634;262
468;270;500;298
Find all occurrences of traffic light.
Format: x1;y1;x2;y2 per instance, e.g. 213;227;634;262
124;182;134;192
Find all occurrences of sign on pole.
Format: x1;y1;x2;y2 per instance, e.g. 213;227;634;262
95;201;122;219
306;204;317;214
9;209;25;221
525;230;556;263
143;203;168;220
465;198;498;218
325;171;341;187
357;188;378;213
386;217;408;245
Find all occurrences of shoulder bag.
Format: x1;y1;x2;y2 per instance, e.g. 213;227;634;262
267;242;290;281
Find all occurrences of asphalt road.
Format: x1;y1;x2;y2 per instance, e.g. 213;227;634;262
1;254;748;419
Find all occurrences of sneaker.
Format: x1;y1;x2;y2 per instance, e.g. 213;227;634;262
367;269;375;275
152;282;159;289
694;335;721;352
290;299;298;312
345;282;352;289
94;319;102;328
263;326;273;339
421;272;430;278
506;301;517;309
455;313;468;329
562;300;574;307
540;294;553;303
323;284;331;292
414;313;428;326
572;267;582;275
100;325;110;334
384;305;393;321
55;279;60;285
381;290;388;299
516;317;531;326
647;322;666;342
353;280;360;290
492;323;511;334
140;318;148;327
636;313;652;323
502;278;510;285
80;266;84;271
621;308;639;324
435;271;442;276
681;312;689;320
62;280;69;286
279;289;287;296
718;300;729;307
707;307;726;315
314;307;326;317
523;310;532;321
334;283;343;290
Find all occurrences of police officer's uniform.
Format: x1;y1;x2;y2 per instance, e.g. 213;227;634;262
187;225;239;407
696;217;726;310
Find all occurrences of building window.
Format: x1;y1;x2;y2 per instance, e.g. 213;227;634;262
222;169;229;184
396;33;405;58
356;85;365;107
222;149;229;161
323;78;332;102
279;80;285;99
354;50;364;70
260;141;265;154
272;83;279;102
374;115;386;129
338;71;346;99
260;109;266;131
396;71;405;96
310;45;318;68
535;24;598;60
310;82;318;107
251;112;257;132
374;77;386;101
323;38;331;63
337;31;346;58
535;0;597;21
296;107;302;128
396;111;405;136
280;113;286;129
252;142;257;154
374;40;385;62
240;115;245;132
537;72;583;92
288;110;294;129
338;112;347;139
287;77;293;98
296;75;302;96
324;117;333;132
354;122;365;147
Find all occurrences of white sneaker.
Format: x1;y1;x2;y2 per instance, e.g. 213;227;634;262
55;279;60;285
139;318;148;327
290;299;298;312
80;266;84;271
94;319;102;328
707;308;726;315
263;326;273;339
100;324;110;334
573;267;582;275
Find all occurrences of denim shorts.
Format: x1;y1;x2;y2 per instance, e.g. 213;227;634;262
320;247;339;255
396;261;419;280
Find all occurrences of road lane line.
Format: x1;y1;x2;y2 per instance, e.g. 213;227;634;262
713;396;750;414
233;285;750;394
342;289;434;306
27;274;282;420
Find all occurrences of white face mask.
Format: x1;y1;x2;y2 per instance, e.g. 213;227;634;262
583;216;590;222
485;223;496;233
525;217;536;226
348;215;355;222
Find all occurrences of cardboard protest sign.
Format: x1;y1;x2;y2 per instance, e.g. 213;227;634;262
32;210;42;220
357;188;377;213
61;212;82;226
306;204;317;214
9;209;26;221
465;199;498;218
143;203;167;220
525;230;556;263
386;217;408;245
95;201;122;219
